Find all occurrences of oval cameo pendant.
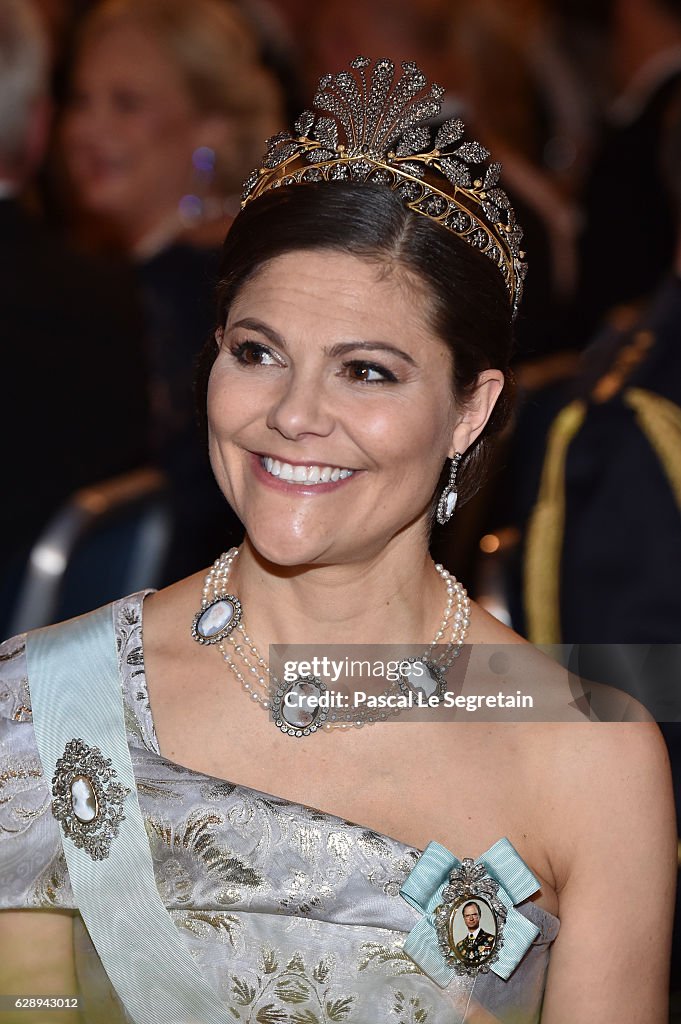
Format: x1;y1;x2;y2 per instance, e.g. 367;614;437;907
398;657;447;700
192;596;242;645
271;675;330;737
70;774;99;823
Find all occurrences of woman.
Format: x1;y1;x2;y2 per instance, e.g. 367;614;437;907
62;0;281;253
61;0;283;583
0;58;675;1023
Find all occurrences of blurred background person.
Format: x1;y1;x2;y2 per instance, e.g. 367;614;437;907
521;96;681;1001
60;0;284;582
0;0;148;637
523;91;681;645
555;0;681;344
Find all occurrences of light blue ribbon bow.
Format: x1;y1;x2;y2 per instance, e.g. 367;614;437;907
400;838;540;987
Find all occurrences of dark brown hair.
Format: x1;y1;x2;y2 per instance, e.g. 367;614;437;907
197;182;515;507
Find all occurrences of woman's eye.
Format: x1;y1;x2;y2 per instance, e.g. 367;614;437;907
231;341;281;366
344;361;397;383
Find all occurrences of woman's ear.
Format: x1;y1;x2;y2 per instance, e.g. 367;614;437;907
449;369;505;456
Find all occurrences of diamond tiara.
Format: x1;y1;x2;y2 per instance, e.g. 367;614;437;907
242;57;526;318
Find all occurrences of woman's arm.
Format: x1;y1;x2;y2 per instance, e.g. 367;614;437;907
0;910;81;1024
541;722;676;1023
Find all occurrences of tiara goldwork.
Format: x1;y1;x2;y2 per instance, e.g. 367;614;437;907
242;57;526;317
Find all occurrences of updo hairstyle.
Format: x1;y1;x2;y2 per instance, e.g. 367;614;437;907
198;183;515;508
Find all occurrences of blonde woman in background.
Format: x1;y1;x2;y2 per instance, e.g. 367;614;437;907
61;0;284;583
63;0;282;254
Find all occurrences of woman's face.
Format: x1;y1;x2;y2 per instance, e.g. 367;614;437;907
208;250;502;567
62;24;205;239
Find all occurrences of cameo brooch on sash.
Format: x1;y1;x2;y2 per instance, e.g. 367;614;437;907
51;738;130;860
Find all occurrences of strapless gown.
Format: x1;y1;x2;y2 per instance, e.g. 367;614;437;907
0;593;559;1023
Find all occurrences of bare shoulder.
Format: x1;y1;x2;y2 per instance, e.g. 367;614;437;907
540;718;673;883
142;570;205;657
468;601;526;644
468;603;652;724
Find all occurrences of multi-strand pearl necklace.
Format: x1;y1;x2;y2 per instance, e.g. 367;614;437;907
193;547;470;736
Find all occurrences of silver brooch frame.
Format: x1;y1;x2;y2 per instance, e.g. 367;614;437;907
433;858;507;976
51;738;130;861
270;674;330;737
191;595;243;645
397;656;448;700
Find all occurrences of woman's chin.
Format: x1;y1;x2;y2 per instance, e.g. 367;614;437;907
244;527;336;570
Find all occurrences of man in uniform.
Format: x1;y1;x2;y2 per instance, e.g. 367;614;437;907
454;902;495;965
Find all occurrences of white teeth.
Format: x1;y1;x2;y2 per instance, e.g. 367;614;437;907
260;457;355;485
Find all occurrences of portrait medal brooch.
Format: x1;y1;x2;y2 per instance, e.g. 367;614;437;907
51;738;130;861
433;858;506;976
400;839;541;987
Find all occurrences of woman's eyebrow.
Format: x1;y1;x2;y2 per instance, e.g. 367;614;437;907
326;341;417;365
229;321;417;366
229;317;287;348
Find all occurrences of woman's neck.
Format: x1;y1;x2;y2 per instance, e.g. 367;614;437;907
227;535;452;648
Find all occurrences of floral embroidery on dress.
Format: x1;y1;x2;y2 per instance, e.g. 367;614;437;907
146;809;265;906
31;850;70;907
226;947;357;1023
358;942;425;977
115;593;157;752
174;909;243;946
0;756;48;836
0;636;32;721
391;991;432;1023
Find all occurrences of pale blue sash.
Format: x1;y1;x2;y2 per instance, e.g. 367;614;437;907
26;604;227;1024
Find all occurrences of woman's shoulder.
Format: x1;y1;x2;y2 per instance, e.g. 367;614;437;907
467;601;654;724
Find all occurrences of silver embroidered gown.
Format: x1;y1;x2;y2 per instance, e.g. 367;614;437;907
0;593;559;1023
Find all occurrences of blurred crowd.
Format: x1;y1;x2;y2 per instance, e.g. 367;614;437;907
2;0;681;647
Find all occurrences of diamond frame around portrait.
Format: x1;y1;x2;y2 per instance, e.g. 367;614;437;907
51;738;130;861
433;858;508;977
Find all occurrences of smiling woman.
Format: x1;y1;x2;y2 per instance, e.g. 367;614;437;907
0;57;676;1024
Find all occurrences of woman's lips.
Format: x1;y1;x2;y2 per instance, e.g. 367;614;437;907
250;452;359;494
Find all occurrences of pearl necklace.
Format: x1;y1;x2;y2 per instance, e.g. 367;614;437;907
193;547;471;736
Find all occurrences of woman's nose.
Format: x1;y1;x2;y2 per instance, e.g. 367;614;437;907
265;369;335;440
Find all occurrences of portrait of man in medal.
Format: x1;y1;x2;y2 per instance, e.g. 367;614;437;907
450;899;497;966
